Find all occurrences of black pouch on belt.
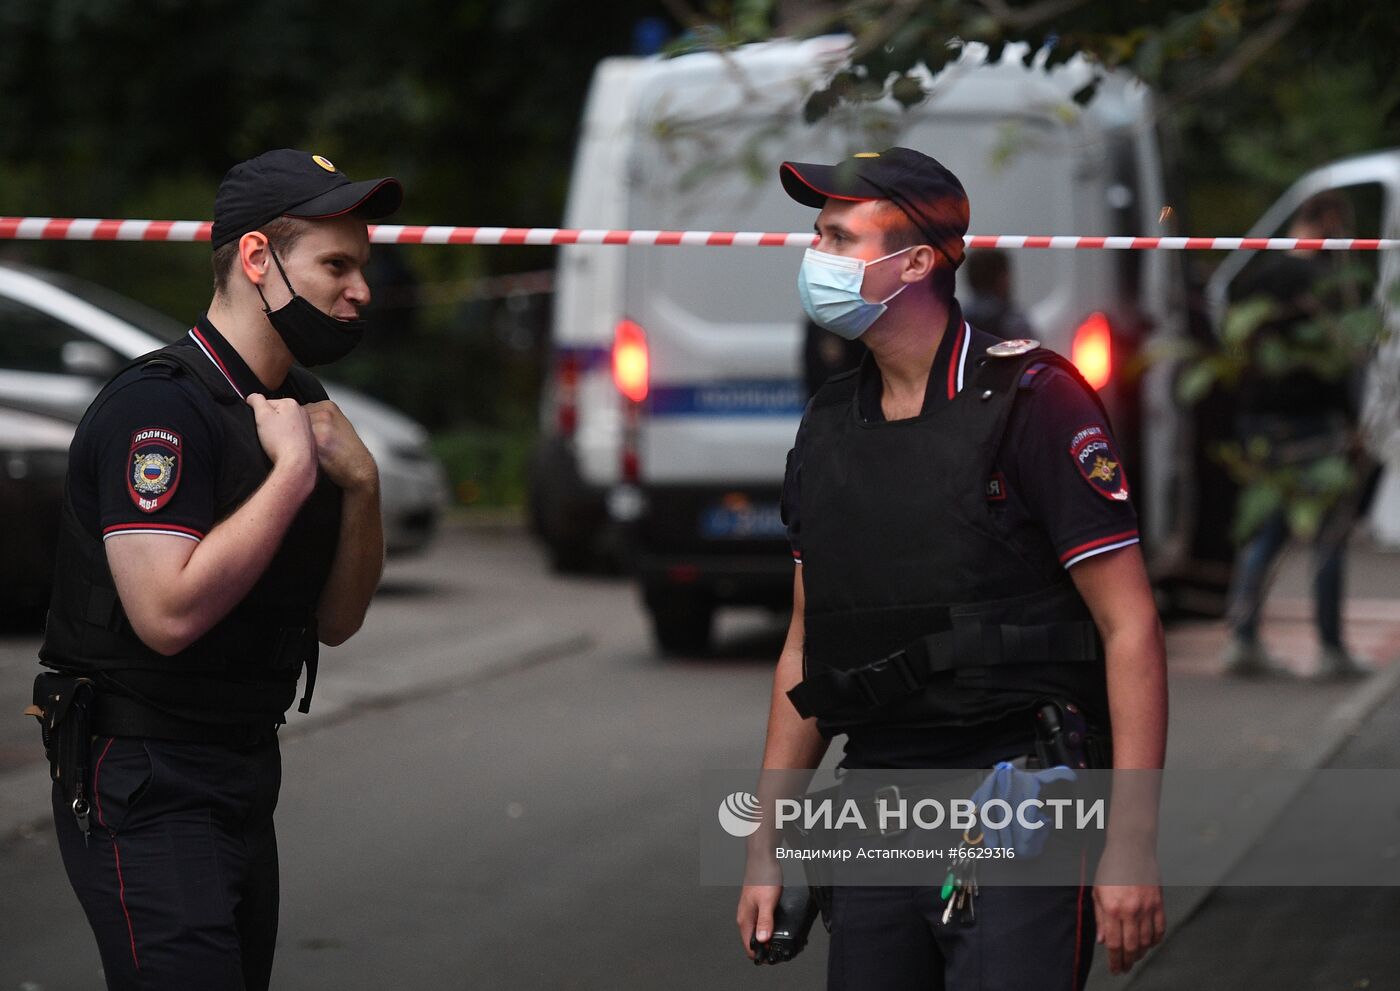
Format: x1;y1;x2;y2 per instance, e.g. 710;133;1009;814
26;673;99;840
1034;698;1112;770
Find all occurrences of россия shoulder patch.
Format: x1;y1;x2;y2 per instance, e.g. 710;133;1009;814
1069;424;1129;501
127;426;183;513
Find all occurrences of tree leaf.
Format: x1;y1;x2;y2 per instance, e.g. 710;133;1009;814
1232;482;1283;544
1175;361;1219;406
1286;498;1323;541
1221;296;1276;345
890;73;926;108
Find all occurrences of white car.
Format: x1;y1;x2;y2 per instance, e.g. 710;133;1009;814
0;262;448;555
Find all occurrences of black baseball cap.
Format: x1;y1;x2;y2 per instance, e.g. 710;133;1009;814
780;147;970;268
212;148;403;250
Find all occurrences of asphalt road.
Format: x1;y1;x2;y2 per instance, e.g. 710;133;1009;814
0;525;825;989
2;524;1398;989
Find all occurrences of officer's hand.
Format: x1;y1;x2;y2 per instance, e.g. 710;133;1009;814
304;400;377;490
737;883;781;962
1092;845;1165;975
247;394;316;477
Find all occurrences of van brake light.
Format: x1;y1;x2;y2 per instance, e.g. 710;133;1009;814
612;319;649;403
1071;312;1112;391
555;352;580;436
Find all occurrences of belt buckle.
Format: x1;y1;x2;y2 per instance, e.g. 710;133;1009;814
873;784;904;838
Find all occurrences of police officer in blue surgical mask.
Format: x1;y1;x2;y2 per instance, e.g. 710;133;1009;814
736;148;1169;989
34;149;400;991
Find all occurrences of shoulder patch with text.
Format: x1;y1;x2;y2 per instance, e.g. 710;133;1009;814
1070;424;1129;502
127;427;183;513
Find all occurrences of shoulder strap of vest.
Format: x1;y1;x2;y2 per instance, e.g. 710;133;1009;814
1012;350;1114;428
284;365;329;403
963;346;1115;450
85;343;240;426
142;344;242;405
809;365;859;410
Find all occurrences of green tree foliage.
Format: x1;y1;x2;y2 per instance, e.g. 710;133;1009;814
663;0;1400;232
1167;264;1391;542
668;0;1398;540
0;0;669;435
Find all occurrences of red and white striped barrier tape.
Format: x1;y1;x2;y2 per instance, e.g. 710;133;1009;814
1;217;1395;250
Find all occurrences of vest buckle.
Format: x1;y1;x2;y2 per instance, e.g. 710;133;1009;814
882;650;923;692
855;649;922;707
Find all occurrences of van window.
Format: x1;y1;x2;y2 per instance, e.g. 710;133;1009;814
1231;182;1383;310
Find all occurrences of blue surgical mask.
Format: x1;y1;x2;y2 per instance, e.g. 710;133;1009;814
797;246;913;340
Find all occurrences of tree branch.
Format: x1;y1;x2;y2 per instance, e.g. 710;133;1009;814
1153;0;1315;122
657;0;707;33
849;0;927;60
1173;0;1315;102
977;0;1093;32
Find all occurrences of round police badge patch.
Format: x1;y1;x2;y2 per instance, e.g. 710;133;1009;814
127;427;182;513
986;339;1040;357
1070;424;1129;501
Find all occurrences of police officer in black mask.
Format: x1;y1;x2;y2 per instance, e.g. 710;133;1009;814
34;149;401;990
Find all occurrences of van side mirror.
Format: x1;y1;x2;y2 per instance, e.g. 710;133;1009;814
61;340;119;378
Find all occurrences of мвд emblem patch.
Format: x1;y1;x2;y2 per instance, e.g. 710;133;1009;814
1070;424;1129;501
127;427;182;513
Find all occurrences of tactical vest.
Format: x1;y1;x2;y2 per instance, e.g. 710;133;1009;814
40;344;342;725
790;346;1109;737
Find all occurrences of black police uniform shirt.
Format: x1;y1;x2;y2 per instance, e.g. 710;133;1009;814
70;317;282;547
782;313;1138;768
68;311;342;725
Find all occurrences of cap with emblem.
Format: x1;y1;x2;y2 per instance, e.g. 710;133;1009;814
779;147;970;268
211;148;403;250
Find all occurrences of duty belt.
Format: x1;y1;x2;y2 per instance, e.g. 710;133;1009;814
93;692;280;747
82;583;319;714
787;620;1102;719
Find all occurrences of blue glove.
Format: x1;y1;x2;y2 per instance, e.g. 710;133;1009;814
967;761;1077;857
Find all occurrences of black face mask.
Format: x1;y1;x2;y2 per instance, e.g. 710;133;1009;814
256;246;365;367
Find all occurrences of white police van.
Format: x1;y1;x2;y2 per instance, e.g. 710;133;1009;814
534;37;1188;652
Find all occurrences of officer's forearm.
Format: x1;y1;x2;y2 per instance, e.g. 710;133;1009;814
749;576;827;865
1069;548;1167;856
1069;547;1168;771
315;477;384;646
109;456;317;656
1103;620;1168;771
1101;621;1168;852
761;571;827;772
762;643;828;772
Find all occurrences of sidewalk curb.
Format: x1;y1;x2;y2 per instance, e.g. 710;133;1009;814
1108;660;1400;989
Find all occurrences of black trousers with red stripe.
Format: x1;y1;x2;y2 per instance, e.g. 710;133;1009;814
827;881;1095;991
53;735;282;991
